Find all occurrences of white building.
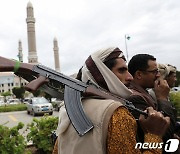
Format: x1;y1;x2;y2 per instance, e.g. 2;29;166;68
0;72;28;94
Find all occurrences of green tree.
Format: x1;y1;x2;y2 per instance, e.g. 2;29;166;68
1;91;11;102
170;92;180;118
0;122;26;154
12;87;25;100
27;116;58;154
1;91;11;97
32;89;41;97
175;70;180;86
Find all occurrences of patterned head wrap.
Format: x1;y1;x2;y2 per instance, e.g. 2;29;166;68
157;63;169;79
166;64;176;75
81;47;132;98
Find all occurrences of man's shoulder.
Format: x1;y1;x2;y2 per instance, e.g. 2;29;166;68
128;91;147;102
83;97;122;103
82;97;121;110
128;89;157;109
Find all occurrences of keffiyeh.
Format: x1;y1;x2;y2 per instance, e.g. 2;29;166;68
81;47;132;98
157;63;169;79
167;64;176;74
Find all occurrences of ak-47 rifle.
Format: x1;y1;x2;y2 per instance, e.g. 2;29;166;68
0;56;147;136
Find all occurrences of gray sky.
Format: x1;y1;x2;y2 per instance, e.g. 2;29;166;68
0;0;180;75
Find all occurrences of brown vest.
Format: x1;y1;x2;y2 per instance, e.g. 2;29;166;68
58;98;123;154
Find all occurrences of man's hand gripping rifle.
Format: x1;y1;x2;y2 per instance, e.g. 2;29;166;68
0;56;147;136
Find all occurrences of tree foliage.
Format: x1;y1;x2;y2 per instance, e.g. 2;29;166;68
0;116;58;153
12;87;25;99
0;122;26;154
170;91;180;118
27;116;58;154
175;70;180;86
1;91;11;97
32;89;41;97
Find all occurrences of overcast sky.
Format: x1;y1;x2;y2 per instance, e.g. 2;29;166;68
0;0;180;75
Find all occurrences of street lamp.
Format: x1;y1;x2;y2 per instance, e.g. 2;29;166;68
124;34;130;63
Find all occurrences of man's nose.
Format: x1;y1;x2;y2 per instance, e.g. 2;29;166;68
127;72;133;81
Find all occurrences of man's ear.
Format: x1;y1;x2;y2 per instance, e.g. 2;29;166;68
135;70;143;80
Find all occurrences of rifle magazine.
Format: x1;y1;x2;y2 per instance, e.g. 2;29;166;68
64;85;94;136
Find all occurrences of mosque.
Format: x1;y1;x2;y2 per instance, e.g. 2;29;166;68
0;2;60;94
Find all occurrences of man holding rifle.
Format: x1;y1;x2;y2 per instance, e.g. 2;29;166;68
54;47;170;154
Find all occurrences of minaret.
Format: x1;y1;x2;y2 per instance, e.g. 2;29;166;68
26;1;38;64
17;40;23;62
53;37;60;72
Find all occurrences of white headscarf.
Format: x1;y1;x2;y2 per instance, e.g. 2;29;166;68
81;47;132;98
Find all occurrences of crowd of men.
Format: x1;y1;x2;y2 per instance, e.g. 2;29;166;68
52;47;179;154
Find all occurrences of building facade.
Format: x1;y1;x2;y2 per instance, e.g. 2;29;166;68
0;72;28;94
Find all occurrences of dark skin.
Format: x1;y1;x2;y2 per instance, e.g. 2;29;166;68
110;58;133;87
166;72;177;88
111;58;170;137
139;107;170;137
133;60;170;101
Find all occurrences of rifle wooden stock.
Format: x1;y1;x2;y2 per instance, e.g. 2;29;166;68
25;76;49;92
